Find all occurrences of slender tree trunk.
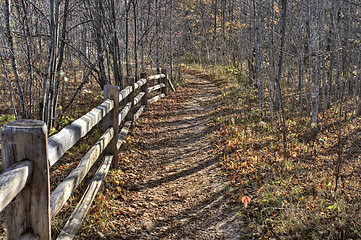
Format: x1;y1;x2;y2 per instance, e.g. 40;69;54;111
110;0;122;87
56;0;69;74
0;52;18;119
274;0;287;111
221;0;226;61
298;1;305;118
14;0;34;118
46;0;61;129
274;0;288;158
310;0;320;127
327;36;334;110
52;0;70;128
353;54;360;117
169;0;173;82
4;0;25;118
155;0;160;73
357;52;361;115
140;0;145;72
125;0;131;76
256;0;264;118
212;0;217;66
268;0;274;125
248;0;257;87
81;18;87;79
133;0;138;79
95;0;107;87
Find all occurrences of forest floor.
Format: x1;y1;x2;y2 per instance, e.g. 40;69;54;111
185;65;361;239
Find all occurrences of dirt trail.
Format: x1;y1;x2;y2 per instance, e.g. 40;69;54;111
115;73;242;239
0;73;242;240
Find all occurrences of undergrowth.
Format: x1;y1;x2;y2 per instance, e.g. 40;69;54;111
184;64;361;239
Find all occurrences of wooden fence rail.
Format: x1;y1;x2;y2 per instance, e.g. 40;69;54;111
0;69;171;240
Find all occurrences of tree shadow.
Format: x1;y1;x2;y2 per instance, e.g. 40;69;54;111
138;155;219;190
110;187;239;240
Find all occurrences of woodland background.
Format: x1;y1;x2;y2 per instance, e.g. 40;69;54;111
1;0;361;129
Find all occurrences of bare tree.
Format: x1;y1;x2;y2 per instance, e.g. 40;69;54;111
4;0;25;118
309;0;320;128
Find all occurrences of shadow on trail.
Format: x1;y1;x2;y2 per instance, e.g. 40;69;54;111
154;121;204;135
156;145;213;166
148;130;208;151
139;155;219;190
140;155;219;190
113;188;228;240
150;190;227;239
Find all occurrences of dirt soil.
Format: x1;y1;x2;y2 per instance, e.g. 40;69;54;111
110;73;242;239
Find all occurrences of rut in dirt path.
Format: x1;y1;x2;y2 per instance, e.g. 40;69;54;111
115;73;242;239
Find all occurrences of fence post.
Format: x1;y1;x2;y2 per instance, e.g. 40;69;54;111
125;76;135;123
103;85;120;168
140;72;148;107
1;120;51;240
161;68;168;96
156;67;161;84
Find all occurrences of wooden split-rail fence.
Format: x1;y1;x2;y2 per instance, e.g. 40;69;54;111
0;69;171;240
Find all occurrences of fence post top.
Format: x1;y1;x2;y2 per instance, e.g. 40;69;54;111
2;120;47;132
104;84;120;90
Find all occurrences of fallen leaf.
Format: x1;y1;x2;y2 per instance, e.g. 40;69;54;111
241;196;251;208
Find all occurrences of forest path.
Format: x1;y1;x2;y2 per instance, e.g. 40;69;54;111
114;73;242;239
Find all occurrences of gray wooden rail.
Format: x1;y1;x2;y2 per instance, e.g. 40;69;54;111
0;69;171;240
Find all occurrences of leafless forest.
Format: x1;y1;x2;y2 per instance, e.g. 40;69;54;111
1;0;361;129
2;0;361;238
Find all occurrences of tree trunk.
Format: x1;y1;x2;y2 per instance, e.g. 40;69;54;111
43;0;60;129
267;0;274;124
110;0;122;88
274;0;288;111
169;0;173;82
125;0;131;76
256;0;264;118
133;1;138;79
155;0;160;73
4;0;25;118
95;0;108;88
212;0;217;66
309;0;320;127
140;0;146;72
273;0;288;158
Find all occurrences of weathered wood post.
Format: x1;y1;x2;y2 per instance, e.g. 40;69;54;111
161;68;168;96
125;76;135;123
156;67;161;84
140;72;148;107
1;120;51;240
103;85;120;168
